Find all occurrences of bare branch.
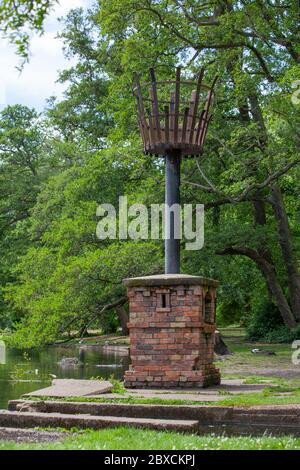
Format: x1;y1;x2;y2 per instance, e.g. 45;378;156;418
80;296;128;339
183;158;300;203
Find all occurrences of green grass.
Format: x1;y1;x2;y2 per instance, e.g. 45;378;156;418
89;374;126;394
219;327;246;338
1;427;300;450
25;395;215;406
24;389;300;407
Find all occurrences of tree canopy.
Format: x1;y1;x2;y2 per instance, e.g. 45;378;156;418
0;0;57;64
1;1;300;346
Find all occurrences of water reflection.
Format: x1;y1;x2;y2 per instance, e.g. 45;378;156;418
0;343;129;409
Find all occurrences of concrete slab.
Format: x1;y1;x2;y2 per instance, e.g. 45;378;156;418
24;379;113;398
0;410;199;433
89;392;224;401
23;377;273;401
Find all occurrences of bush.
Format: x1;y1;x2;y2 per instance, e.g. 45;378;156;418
246;299;300;343
246;301;300;343
264;325;300;343
217;300;250;327
246;300;283;341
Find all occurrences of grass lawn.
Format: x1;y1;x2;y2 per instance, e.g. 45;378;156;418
1;428;300;450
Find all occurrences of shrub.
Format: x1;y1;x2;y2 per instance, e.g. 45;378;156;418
217;300;250;327
246;300;285;341
264;325;300;343
246;300;300;343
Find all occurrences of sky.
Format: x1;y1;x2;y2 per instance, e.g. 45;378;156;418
0;0;92;112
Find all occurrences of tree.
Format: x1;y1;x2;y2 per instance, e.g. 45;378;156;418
0;104;62;328
6;148;163;347
47;8;113;147
96;0;300;327
5;2;300;346
0;0;57;64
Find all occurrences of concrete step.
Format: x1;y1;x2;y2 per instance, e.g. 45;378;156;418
198;421;300;437
228;412;300;424
8;399;218;420
9;399;300;421
0;426;71;443
0;410;198;433
7;400;300;436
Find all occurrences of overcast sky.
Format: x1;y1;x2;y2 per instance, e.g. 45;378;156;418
0;0;92;112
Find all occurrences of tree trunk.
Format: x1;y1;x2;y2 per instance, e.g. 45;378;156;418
217;246;297;328
247;90;300;321
270;185;300;321
116;304;129;336
256;255;297;328
224;197;298;327
214;331;231;355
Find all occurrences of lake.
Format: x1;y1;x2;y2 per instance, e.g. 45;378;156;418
0;343;129;409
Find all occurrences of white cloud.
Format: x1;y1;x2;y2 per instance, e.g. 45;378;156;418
52;0;88;18
0;0;92;111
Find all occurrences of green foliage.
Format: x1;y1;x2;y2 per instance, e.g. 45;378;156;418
264;325;300;344
246;300;300;343
91;374;126;394
0;1;57;65
246;300;284;341
5;145;163;347
1;1;300;347
217;300;248;327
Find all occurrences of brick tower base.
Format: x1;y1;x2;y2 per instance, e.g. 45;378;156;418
123;274;221;388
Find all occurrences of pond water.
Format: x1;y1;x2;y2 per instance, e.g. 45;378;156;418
0;343;129;409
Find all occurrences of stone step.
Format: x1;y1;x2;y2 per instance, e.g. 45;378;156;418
198;421;300;437
0;410;198;433
0;426;72;443
9;399;229;422
7;400;300;436
8;399;216;419
9;399;300;422
227;412;300;424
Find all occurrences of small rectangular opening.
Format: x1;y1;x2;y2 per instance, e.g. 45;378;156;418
156;291;170;311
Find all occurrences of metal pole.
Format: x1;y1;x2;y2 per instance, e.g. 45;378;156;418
165;150;181;274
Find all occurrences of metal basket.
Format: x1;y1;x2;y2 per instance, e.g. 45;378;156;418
133;67;217;157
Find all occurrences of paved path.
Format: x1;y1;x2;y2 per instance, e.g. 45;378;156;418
24;378;273;402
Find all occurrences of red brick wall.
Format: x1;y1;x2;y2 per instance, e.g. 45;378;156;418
124;283;220;388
